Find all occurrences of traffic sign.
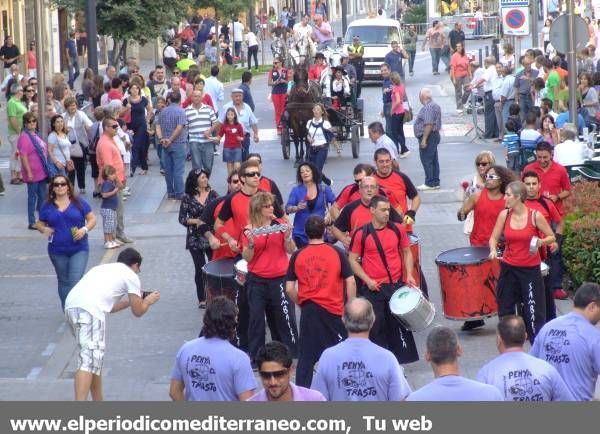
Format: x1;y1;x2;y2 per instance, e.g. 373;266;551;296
549;14;588;54
501;7;530;36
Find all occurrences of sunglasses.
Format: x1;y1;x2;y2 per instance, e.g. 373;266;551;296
258;369;288;380
173;71;181;75
486;174;501;180
230;179;241;184
477;162;489;167
262;203;274;209
25;89;34;92
108;124;119;129
244;171;261;178
53;182;68;187
26;119;37;124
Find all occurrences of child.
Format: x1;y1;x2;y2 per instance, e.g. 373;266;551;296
520;111;543;150
100;165;121;249
216;107;244;176
503;118;520;174
507;103;522;133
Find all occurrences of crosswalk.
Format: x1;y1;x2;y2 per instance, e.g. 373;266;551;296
0;158;8;169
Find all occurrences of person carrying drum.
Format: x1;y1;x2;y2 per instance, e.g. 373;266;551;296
285;215;356;387
522;171;562;321
329;163;375;220
331;176;403;250
348;195;419;365
457;165;516;331
246;153;285;208
347;35;365;99
240;192;298;365
489;181;556;344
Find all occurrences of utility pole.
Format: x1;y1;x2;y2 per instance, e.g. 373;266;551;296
567;0;578;131
86;0;98;74
342;0;348;36
33;0;47;140
531;0;539;48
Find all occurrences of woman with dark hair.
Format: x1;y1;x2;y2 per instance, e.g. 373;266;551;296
123;83;151;176
178;169;219;308
181;77;214;109
81;68;95;103
489;181;555;343
540;115;559;145
35;174;96;309
63;96;93;194
47;114;73;178
241;191;298;364
21;84;36;110
92;74;104;108
285;162;335;248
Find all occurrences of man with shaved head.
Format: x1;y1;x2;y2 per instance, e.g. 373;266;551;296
413;88;442;191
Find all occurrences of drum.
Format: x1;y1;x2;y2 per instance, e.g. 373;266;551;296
202;258;237;302
541;261;549;277
389;286;435;332
435;247;500;321
401;233;421;288
234;259;248;285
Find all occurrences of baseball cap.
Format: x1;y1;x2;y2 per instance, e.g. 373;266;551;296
231;88;244;94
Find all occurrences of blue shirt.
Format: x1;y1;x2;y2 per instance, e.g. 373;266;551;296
100;180;118;210
503;132;520;155
384;51;405;77
39;198;92;256
530;312;600;401
65;39;77;59
406;375;503;401
519;128;543;150
218;102;257;134
239;82;255;112
285;183;335;244
382;78;392;104
555;112;586;134
158;103;187;147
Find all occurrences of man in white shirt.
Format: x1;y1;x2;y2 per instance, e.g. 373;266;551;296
64;248;160;401
553;124;592;166
204;65;224;114
474;56;499;139
231;18;244;59
367;121;400;165
500;65;516;127
491;63;505;139
293;14;313;41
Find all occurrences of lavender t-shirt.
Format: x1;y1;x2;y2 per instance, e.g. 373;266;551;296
530;312;600;401
171;337;256;401
311;337;412;401
406;376;503;401
247;382;326;401
477;351;574;401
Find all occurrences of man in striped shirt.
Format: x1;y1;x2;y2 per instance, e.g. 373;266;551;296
185;90;219;174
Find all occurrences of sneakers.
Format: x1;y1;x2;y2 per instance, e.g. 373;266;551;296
456;109;463;114
399;151;411;159
104;241;119;249
417;184;438;191
553;288;569;300
461;319;485;331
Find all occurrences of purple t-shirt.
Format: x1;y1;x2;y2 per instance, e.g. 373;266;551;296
171;337;256;401
247;382;326;401
311;337;412;401
476;351;575;401
530;312;600;401
39;199;92;256
17;131;48;183
406;375;503;401
312;21;332;43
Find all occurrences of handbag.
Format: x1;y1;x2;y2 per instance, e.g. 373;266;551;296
55;139;75;172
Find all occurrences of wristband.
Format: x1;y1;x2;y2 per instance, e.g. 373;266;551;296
82;226;89;234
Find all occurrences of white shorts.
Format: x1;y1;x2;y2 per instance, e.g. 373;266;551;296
65;307;106;375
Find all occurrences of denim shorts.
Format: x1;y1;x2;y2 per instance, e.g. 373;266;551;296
223;147;242;163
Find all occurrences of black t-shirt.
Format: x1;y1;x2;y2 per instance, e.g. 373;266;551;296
0;45;20;68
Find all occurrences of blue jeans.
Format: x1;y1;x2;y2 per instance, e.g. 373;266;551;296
189;141;214;174
242;133;251;162
27;180;48;225
68;58;80;89
383;102;395;149
155;136;165;171
429;48;441;73
49;249;89;310
161;143;186;197
308;145;331;185
418;131;441;187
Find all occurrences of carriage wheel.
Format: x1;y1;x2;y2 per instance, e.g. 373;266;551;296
351;125;360;159
281;128;290;160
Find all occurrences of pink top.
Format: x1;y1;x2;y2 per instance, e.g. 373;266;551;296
391;84;406;115
17;132;48;183
27;50;37;69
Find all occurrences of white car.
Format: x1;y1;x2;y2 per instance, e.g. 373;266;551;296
343;18;402;81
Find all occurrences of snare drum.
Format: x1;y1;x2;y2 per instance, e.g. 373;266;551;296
234;259;248;285
389;286;435;332
202;258;237;302
435;247;500;321
541;261;549;277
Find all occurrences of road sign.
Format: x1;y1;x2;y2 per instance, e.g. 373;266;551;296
549;14;588;54
501;7;530;36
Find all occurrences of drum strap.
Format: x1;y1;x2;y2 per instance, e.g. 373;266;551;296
361;223;401;284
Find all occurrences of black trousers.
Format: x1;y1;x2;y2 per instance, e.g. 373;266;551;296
496;262;546;343
359;282;419;364
247;273;298;361
295;301;346;388
247;45;259;69
483;91;498;139
69;156;86;189
391;112;408;154
189;248;210;303
88;153;99;182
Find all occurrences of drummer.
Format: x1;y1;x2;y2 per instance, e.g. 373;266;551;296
285;215;356;387
348;195;419;365
240;192;298;364
246;153;285;208
331;176;403;249
522;171;562;320
457;165;516;331
329;163;376;220
489;181;555;343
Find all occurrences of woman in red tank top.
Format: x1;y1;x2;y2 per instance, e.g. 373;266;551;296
489;181;555;343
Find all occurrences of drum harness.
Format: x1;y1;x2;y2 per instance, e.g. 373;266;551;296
359;222;404;285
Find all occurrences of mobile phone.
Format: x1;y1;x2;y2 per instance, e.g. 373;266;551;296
142;291;151;299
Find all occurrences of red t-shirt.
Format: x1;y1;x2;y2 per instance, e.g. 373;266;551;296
258;176;284;206
525;197;561;226
219;122;244;148
286;243;353;316
334;199;403;235
502;209;542;267
240;219;289;278
523;161;571;215
201;196;236;260
308;64;326;81
350;223;410;284
470;189;506;247
182;93;214;109
335;184;396;209
374;171;418;215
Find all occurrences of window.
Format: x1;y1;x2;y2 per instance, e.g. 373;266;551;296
344;26;400;45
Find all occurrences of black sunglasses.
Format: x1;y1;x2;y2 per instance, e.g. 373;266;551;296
258;369;288;380
477;162;490;167
53;182;68;187
108;124;119;129
244;171;261;178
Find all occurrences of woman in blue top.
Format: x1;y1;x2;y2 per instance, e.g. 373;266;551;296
285;162;335;248
35;174;96;309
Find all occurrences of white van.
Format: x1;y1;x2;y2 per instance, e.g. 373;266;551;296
343;17;402;81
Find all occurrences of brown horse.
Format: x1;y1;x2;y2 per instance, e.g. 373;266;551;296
285;62;322;165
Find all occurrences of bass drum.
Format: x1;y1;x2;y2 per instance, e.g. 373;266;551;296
202;258;237;302
435;247;500;320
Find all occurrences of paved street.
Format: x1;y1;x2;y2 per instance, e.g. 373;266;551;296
0;35;595;400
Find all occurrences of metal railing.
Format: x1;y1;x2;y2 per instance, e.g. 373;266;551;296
401;15;500;38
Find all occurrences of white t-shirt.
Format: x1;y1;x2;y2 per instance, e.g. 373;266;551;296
306;118;333;146
293;23;313;40
163;45;177;59
232;22;244;42
553;139;591;166
245;32;258;47
48;132;72;165
373;134;397;159
482;65;498;92
65;262;142;320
